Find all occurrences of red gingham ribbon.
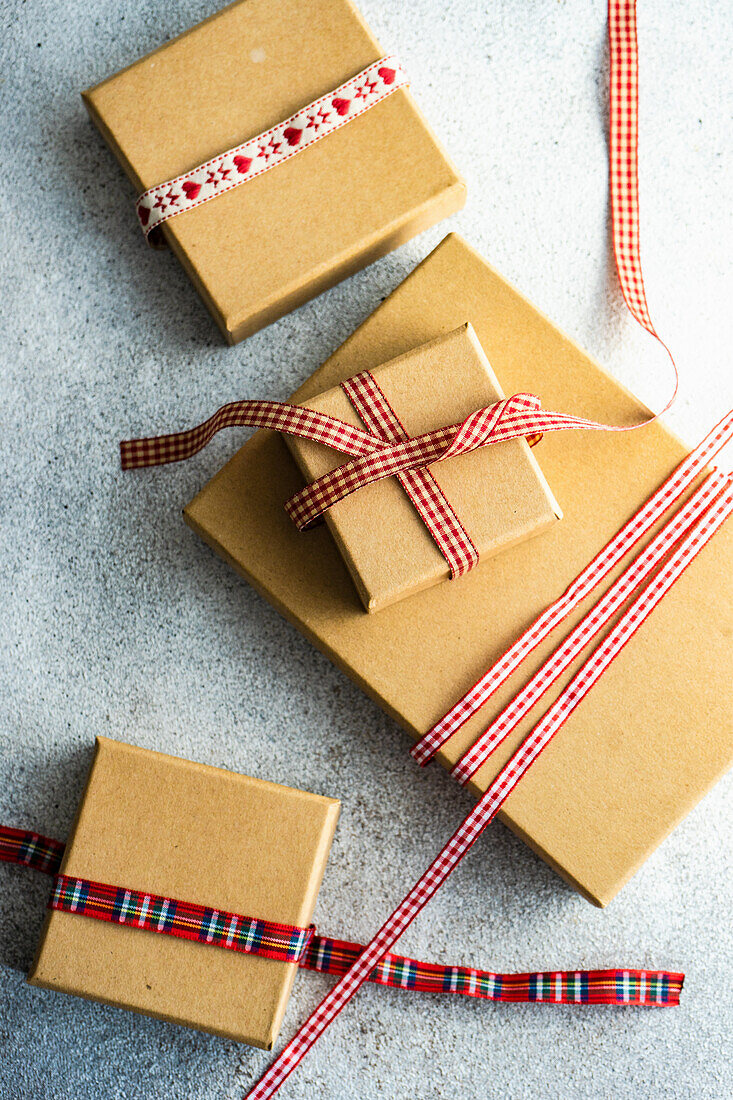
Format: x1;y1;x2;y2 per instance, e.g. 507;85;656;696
136;57;408;245
239;2;721;1093
121;392;547;543
450;469;733;784
341;371;479;577
0;826;683;1008
245;477;729;1100
119;388;542;575
412;408;733;767
120;385;672;547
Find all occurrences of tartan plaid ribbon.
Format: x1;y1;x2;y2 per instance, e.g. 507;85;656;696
0;825;65;875
136;57;409;246
50;874;314;964
0;825;683;1008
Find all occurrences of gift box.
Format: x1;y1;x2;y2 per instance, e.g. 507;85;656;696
183;233;733;907
28;738;339;1048
82;0;465;344
285;323;561;611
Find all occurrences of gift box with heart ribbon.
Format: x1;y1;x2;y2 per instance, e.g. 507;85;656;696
82;0;465;343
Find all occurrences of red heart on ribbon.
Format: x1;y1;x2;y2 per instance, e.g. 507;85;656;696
138;206;150;227
283;127;302;146
378;66;396;84
332;97;350;116
182;180;201;201
233;155;252;174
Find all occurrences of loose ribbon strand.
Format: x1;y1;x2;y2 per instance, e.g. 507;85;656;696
240;1;714;1093
245;477;728;1100
412;407;733;766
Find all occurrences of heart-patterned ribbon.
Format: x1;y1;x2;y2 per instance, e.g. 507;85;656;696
136;57;408;246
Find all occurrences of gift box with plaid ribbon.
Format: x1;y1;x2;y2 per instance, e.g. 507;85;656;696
285;322;562;611
29;738;339;1048
184;233;733;907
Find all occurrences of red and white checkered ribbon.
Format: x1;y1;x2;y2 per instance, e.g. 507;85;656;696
450;467;731;784
341;372;479;577
120;384;676;566
135;57;408;245
121;387;546;577
241;2;726;1094
412;407;733;767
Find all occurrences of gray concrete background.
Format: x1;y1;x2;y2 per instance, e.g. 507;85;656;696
1;1;732;1097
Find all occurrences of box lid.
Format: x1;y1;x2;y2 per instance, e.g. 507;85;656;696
183;233;733;907
82;0;465;342
285;323;561;611
28;738;339;1048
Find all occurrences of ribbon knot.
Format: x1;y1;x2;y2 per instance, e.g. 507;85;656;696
285;387;544;533
120;381;547;581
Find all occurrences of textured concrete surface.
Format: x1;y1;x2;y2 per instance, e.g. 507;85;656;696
1;1;732;1098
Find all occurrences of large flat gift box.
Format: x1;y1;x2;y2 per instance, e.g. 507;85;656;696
285;323;561;611
183;233;733;907
29;738;340;1048
82;0;465;343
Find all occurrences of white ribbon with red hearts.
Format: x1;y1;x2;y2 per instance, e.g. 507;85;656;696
135;56;408;243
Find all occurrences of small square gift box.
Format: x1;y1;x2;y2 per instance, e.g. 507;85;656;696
284;323;562;612
82;0;465;343
28;738;339;1049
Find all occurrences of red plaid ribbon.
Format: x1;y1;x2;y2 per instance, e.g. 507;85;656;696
0;825;65;874
50;873;314;963
0;826;683;1008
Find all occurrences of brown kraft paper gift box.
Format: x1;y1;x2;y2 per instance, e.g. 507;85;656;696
285;323;562;611
81;0;466;344
183;233;733;907
29;738;340;1049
